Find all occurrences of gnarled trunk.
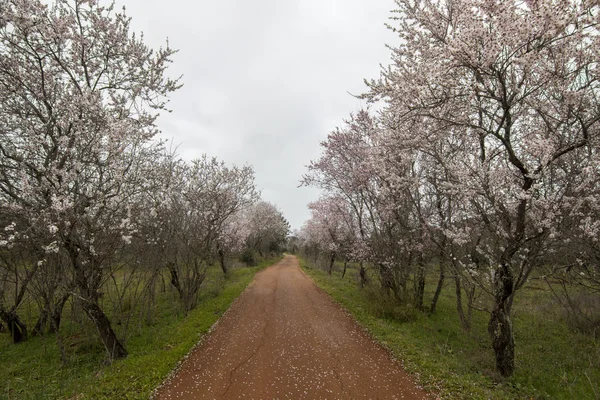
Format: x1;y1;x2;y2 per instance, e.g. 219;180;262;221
488;263;515;377
328;252;336;276
0;309;27;343
378;263;398;298
489;304;514;377
67;240;127;361
169;261;206;313
33;293;69;336
48;294;69;334
81;300;128;360
430;262;445;314
218;245;228;276
33;308;48;336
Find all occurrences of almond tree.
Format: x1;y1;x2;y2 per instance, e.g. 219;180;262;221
304;110;428;297
366;0;600;376
0;0;180;359
189;157;259;276
303;111;382;286
304;196;356;275
140;155;258;312
216;210;253;271
245;201;290;258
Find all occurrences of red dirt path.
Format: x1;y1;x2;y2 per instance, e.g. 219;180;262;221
154;255;430;400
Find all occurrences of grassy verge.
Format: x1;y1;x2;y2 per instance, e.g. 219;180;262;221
299;258;600;400
0;257;279;400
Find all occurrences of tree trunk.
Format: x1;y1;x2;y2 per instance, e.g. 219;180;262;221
169;264;182;294
180;285;199;314
218;248;228;276
145;273;158;325
33;307;49;336
488;264;515;377
67;240;127;361
455;276;471;331
10;315;27;343
430;262;445;314
328;252;336;276
414;260;426;311
55;327;68;365
466;284;475;326
341;262;348;279
49;309;62;334
0;310;27;343
379;263;400;300
48;293;69;334
359;262;367;288
81;300;128;360
169;261;205;313
33;292;68;336
160;270;166;293
50;308;68;364
169;267;188;310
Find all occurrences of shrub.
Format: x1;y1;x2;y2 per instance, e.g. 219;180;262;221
240;249;259;266
363;285;417;323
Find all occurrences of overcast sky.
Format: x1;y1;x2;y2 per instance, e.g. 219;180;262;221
116;0;396;230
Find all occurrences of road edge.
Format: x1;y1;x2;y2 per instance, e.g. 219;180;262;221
149;257;283;399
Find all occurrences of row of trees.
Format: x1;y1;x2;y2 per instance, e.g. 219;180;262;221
301;0;600;377
0;0;289;361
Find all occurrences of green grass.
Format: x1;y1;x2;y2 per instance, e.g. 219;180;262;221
300;258;600;400
0;257;280;400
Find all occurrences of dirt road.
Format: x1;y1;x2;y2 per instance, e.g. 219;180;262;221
154;255;429;399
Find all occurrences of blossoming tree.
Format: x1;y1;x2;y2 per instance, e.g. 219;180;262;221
0;0;180;359
364;0;600;376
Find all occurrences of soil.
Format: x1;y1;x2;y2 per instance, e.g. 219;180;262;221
154;255;430;400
